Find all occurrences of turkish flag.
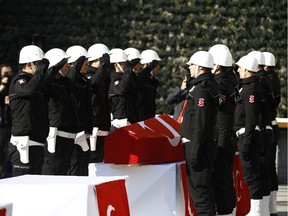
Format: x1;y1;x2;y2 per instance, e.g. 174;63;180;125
233;153;250;216
180;163;199;216
95;179;130;216
104;114;185;164
0;209;6;216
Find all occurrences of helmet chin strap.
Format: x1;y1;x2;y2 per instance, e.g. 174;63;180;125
211;65;217;74
117;63;124;73
31;62;38;73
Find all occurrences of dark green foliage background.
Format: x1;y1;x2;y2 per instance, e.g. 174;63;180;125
0;0;286;117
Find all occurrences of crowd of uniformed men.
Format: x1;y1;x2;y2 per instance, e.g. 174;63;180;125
0;43;281;216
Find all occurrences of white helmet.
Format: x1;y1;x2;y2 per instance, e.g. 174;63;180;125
186;51;214;68
262;52;276;66
88;43;110;62
209;48;232;67
109;48;128;63
66;45;90;64
124;48;141;61
236;55;258;72
45;48;70;69
208;44;229;54
19;45;45;64
140;49;161;64
247;51;265;65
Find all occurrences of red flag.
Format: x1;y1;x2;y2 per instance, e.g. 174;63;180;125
0;209;6;216
95;179;130;216
233;154;250;216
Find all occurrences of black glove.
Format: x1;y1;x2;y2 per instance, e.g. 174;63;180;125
36;58;50;76
148;60;159;69
53;58;67;73
73;56;86;73
126;58;140;72
100;53;110;66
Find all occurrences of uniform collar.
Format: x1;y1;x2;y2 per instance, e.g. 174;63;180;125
214;71;228;79
241;76;259;84
191;72;214;85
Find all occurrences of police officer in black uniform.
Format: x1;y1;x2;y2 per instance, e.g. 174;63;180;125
180;51;220;216
248;51;275;213
42;47;85;175
137;49;161;121
8;45;49;176
209;47;237;215
86;43;111;163
263;51;281;215
234;55;264;215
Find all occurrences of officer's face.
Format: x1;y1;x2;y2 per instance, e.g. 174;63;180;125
189;64;197;78
80;59;89;75
237;66;246;79
61;62;70;76
90;59;100;69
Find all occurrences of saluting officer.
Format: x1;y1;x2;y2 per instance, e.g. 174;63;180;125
180;51;220;216
137;49;161;121
86;43;111;163
8;45;49;176
209;45;237;216
262;51;281;216
234;55;265;216
42;47;86;175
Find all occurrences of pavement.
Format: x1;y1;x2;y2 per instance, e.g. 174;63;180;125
278;184;288;216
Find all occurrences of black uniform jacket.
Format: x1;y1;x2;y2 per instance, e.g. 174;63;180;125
75;74;93;134
233;76;263;152
9;71;49;143
267;70;281;120
109;70;131;120
180;73;220;165
137;67;159;121
86;66;111;131
46;72;78;133
214;71;237;149
256;70;274;128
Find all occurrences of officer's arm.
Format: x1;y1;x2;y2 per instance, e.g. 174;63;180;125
191;89;211;161
13;74;43;97
243;88;259;148
110;71;131;95
166;88;187;105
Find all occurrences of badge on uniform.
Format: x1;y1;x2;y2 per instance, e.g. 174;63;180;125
219;95;226;104
114;80;119;86
17;79;26;85
198;98;205;107
249;95;255;103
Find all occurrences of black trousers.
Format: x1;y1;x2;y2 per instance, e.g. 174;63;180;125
238;131;263;199
213;146;236;214
89;136;105;163
184;141;216;216
8;143;44;176
0;127;10;177
68;143;90;176
270;125;279;191
42;136;74;175
259;129;274;196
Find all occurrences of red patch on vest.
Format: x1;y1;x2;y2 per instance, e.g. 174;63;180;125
198;98;205;107
17;79;26;85
249;95;255;103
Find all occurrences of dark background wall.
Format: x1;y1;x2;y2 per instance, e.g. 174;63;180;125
0;0;286;117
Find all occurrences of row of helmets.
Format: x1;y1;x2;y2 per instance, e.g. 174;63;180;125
186;44;276;73
18;44;161;69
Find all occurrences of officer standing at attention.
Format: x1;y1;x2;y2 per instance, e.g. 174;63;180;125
43;47;85;175
248;51;274;215
8;45;49;176
262;51;281;216
209;46;237;216
180;51;220;216
234;55;264;216
86;43;111;163
137;49;161;121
